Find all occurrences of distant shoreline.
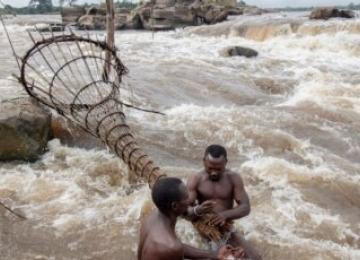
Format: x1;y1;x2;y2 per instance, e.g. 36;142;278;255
1;3;360;15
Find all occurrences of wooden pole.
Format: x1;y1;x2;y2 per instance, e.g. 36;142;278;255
105;0;115;79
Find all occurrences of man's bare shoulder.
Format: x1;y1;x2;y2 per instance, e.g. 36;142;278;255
226;170;244;183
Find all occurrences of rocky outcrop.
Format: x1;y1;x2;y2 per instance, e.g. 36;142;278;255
189;0;229;25
61;6;86;24
310;7;355;20
78;6;129;30
51;116;105;149
0;98;51;162
34;23;65;32
75;0;246;31
220;46;258;58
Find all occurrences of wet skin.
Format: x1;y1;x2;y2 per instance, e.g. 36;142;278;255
138;183;221;260
187;155;262;260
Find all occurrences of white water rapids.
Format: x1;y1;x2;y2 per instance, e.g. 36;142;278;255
0;13;359;259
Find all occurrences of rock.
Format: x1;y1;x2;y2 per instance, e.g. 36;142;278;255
61;6;86;24
339;9;355;18
309;7;355;20
78;7;129;30
174;5;196;25
203;0;236;8
78;15;103;30
77;0;245;31
87;6;107;16
190;2;229;25
205;7;228;24
226;7;244;16
34;23;65;32
126;11;143;29
51;116;105;150
220;46;258;58
0;98;51;162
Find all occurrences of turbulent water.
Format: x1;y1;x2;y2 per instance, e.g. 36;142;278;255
0;13;360;259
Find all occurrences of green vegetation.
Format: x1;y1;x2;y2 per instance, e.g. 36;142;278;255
277;3;360;12
0;0;137;15
115;0;137;9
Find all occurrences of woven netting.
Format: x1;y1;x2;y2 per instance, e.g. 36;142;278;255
19;31;165;187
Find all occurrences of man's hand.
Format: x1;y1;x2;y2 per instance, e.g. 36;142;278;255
195;200;216;216
217;245;246;259
210;212;227;226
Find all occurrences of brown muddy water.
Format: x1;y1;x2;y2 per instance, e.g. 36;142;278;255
0;13;359;259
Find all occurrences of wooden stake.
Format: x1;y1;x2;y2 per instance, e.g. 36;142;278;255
105;0;115;79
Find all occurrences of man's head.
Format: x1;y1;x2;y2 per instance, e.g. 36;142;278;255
203;144;227;182
151;177;189;216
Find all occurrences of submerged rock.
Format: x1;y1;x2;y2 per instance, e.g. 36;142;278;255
309;8;355;20
0;98;51;162
220;46;258;58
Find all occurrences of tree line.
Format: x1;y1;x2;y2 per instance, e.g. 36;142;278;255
0;0;137;15
277;3;360;12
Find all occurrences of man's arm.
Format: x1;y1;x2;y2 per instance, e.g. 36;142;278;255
222;173;250;221
142;243;183;260
185;174;215;221
185;174;200;221
210;173;250;225
183;244;218;259
187;174;200;205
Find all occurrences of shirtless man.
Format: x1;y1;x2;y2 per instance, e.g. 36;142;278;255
138;177;240;260
187;145;262;260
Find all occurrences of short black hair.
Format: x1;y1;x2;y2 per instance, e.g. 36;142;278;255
204;144;227;160
151;177;185;214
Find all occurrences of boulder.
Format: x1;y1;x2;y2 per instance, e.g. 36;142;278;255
190;2;229;25
0;98;51;162
34;23;65;32
203;0;236;8
226;7;244;16
51;116;105;150
78;15;101;30
78;13;127;30
61;6;86;24
126;11;143;29
77;7;130;30
220;46;258;58
204;7;228;24
309;7;355;20
174;5;196;25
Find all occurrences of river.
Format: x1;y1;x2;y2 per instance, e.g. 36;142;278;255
0;13;359;259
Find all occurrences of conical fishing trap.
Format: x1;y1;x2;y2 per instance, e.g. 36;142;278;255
18;30;165;187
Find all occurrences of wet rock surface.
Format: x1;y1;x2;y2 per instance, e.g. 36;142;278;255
51;116;105;150
61;6;86;24
0;98;51;162
220;46;258;58
310;8;355;20
69;1;264;31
